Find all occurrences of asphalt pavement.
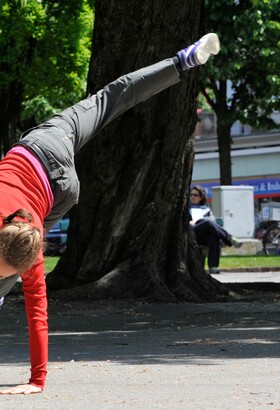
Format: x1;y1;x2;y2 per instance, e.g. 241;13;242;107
1;270;280;410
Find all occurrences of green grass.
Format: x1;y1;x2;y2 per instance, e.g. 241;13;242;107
45;256;59;273
45;255;280;273
219;255;280;269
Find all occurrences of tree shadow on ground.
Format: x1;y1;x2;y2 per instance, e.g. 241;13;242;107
1;298;280;366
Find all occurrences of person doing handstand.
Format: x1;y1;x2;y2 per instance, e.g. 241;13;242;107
0;34;220;394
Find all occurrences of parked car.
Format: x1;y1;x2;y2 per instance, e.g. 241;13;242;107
44;218;70;256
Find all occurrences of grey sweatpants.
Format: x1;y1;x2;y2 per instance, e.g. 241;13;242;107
18;58;180;231
0;58;180;298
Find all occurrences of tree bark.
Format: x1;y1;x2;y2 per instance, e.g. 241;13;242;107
213;79;233;185
47;0;227;302
217;121;232;185
0;82;23;155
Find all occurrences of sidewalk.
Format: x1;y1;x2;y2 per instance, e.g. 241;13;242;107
211;269;280;283
1;274;280;409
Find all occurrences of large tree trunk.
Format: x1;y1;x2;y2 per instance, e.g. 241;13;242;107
214;80;233;185
217;121;232;185
0;82;23;155
200;76;234;186
47;0;227;302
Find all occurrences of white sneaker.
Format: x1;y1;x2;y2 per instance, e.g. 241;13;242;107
195;33;220;64
231;236;243;248
177;33;220;70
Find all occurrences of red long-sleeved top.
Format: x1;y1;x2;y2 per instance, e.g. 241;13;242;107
0;152;49;389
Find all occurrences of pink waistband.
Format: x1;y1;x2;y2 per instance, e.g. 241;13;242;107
9;146;54;215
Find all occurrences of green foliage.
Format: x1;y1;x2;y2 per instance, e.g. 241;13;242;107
0;0;94;126
21;96;57;125
197;90;215;112
201;0;280;129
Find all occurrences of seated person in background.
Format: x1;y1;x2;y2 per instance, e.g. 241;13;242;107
189;185;243;274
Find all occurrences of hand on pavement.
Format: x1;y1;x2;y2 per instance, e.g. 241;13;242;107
0;384;42;395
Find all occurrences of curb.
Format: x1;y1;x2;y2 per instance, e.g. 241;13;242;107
220;267;280;273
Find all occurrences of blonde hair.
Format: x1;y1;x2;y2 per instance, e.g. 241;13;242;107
0;209;42;273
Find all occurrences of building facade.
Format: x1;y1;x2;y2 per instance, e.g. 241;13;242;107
192;111;280;211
